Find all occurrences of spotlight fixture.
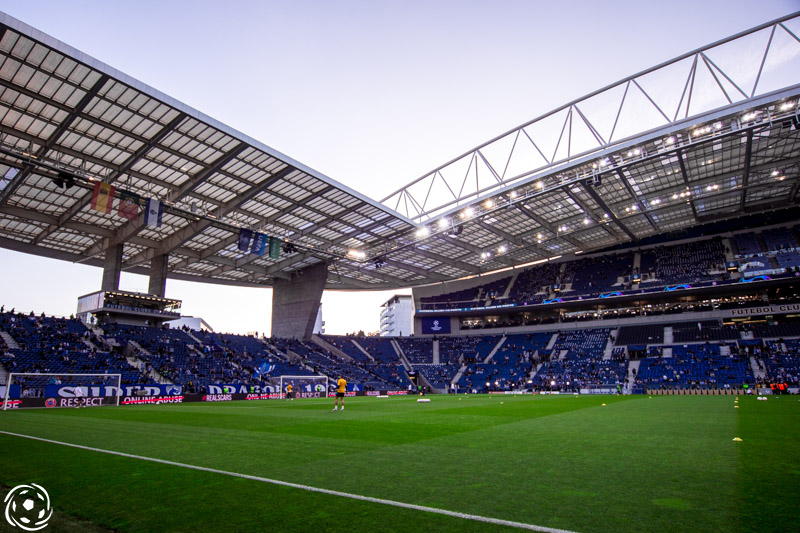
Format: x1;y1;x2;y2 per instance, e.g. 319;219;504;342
52;171;75;190
446;225;463;237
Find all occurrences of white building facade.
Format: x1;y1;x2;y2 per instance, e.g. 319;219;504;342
380;295;413;337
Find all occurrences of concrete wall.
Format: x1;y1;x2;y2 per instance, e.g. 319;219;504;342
100;243;123;292
271;262;328;340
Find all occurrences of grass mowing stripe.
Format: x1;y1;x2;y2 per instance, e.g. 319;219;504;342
0;430;578;533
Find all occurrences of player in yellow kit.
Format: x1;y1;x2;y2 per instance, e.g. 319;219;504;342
333;375;347;411
285;383;293;400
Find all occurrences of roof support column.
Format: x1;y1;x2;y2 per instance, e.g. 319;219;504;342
271;262;329;340
148;253;169;298
101;243;124;292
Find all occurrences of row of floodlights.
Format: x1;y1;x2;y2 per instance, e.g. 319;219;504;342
589;101;797;173
415;183;548;239
355;103;797;265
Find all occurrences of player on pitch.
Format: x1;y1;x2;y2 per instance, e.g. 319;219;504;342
333;374;347;411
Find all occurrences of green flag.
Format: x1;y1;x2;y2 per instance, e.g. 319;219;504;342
268;236;281;259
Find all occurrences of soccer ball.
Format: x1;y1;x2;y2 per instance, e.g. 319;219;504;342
5;484;52;529
12;495;47;526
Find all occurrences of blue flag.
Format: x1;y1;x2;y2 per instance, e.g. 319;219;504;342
238;229;253;252
255;362;274;377
250;232;267;256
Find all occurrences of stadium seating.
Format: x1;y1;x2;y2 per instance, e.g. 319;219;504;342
672;320;739;343
762;339;800;386
506;263;562;305
4;305;799;397
734;232;763;257
561;253;633;296
635;343;754;390
639;238;725;286
0;311;143;389
396;337;433;364
762;227;798;252
615;324;664;346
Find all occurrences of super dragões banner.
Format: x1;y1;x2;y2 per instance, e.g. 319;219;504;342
44;384;183;398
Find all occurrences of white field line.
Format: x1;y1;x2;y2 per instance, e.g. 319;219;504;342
0;430;578;533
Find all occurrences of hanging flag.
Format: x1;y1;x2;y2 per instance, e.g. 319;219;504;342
118;190;140;221
238;228;253;252
268;236;281;260
255;362;275;377
144;198;164;227
250;232;267;256
90;182;115;214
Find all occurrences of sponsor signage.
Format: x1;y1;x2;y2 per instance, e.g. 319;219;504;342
728;303;800;317
203;394;234;402
8;389;414;409
121;396;184;405
417;303;516;314
6;397;110;408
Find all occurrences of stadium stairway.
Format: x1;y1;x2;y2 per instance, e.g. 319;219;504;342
529;362;544;382
81;336;101;353
432;339;439;365
0;362;7;384
603;334;616;360
451;363;467;387
625;359;640;394
483;336;507;363
129;340;151;356
663;327;674;344
749;357;766;381
546;333;559;351
349;339;375;362
184;330;203;345
312;335;355;362
723;238;736;264
0;331;19;349
391;339;413;370
502;271;520;299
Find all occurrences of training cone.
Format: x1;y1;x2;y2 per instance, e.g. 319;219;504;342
602;403;606;406
732;437;743;442
734;405;739;408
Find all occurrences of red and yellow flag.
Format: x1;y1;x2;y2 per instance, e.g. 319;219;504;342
90;181;115;214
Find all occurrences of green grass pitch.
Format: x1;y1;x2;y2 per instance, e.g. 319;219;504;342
1;394;798;532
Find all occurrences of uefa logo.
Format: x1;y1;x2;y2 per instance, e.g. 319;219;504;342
4;484;52;531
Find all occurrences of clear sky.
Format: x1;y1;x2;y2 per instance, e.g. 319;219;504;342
0;0;796;335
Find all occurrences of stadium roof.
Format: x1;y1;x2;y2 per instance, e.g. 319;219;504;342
0;12;798;291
